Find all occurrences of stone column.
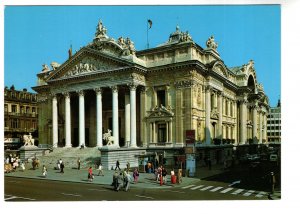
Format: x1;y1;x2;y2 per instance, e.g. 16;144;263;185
218;91;223;141
263;113;267;143
153;122;156;143
259;111;263;144
78;90;85;147
149;122;153;143
169;120;173;142
129;84;137;147
125;94;130;145
166;122;169;142
239;97;247;144
205;86;211;144
52;94;58;148
111;86;119;146
64;92;72;148
140;87;147;146
252;104;258;144
95;88;103;148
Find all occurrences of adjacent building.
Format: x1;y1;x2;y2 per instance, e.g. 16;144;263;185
4;85;38;149
267;99;281;144
32;20;269;165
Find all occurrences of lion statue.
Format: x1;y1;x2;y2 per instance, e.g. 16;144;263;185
23;133;34;146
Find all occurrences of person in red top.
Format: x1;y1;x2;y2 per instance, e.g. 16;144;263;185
88;166;93;182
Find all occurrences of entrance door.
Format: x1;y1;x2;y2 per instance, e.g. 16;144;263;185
158;123;166;143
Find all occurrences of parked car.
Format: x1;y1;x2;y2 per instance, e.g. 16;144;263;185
270;154;278;162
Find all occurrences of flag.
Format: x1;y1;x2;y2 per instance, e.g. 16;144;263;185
148;19;152;29
68;45;72;59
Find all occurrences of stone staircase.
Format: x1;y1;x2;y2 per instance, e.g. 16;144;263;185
37;147;101;169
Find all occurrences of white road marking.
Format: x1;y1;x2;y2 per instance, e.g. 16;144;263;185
191;185;204;190
135;195;154;200
88;188;107;192
163;190;185;194
231;189;244;195
5;195;36;201
255;191;267;198
200;186;214;191
61;193;82;197
210;187;223;192
243;190;255;196
182;185;196;189
5;196;17;201
220;188;234;193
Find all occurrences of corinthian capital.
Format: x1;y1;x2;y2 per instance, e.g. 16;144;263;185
110;85;118;93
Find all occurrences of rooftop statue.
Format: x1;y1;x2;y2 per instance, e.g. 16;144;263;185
94;20;109;40
50;62;61;70
41;64;50;73
206;35;218;50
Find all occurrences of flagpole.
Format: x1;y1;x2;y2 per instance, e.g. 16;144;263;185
147;20;149;49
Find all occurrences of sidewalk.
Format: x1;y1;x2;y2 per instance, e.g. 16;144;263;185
4;163;204;189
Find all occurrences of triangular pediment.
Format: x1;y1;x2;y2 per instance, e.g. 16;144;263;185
147;105;174;118
46;48;134;81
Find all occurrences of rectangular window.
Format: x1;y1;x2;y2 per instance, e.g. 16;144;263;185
11;105;17;113
157;90;166;107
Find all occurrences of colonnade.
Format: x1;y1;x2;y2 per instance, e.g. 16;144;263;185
204;86;267;145
51;84;138;148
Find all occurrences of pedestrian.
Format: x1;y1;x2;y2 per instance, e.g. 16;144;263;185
97;163;104;176
88;166;93;182
126;161;130;172
124;171;131;191
177;169;183;184
57;159;61;170
112;170;119;190
21;162;25;171
77;158;81;170
60;161;64;173
162;167;167;184
208;158;212;170
270;172;276;194
42;165;47;177
115;160;121;170
116;172;123;191
147;162;152;173
133;168;139;183
156;165;162;182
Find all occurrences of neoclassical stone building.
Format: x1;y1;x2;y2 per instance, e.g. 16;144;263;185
33;20;269;164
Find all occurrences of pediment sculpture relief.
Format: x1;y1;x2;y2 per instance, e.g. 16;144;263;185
148;104;174;118
63;57;119;77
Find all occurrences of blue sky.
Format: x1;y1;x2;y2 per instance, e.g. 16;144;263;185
4;5;280;107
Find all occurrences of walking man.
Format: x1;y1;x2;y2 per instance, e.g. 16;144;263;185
77;158;81;170
270;172;276;194
115;160;121;170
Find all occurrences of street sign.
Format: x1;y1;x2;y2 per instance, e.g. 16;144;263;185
185;130;195;144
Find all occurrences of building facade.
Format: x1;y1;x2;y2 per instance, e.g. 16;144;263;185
267;99;281;143
4;85;38;149
32;21;269;159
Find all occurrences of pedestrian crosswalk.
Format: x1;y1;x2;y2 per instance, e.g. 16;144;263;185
179;184;268;198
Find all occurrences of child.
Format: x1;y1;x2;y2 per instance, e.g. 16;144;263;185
42;165;47;177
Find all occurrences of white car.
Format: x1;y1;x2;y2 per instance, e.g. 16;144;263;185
270;154;278;162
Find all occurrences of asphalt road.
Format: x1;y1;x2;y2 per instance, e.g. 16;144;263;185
4;177;263;201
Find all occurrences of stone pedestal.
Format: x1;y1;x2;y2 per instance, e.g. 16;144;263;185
99;147;146;170
19;146;43;161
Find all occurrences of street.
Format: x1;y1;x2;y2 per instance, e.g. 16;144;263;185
5;176;266;201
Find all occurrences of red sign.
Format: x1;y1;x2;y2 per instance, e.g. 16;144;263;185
186;130;195;144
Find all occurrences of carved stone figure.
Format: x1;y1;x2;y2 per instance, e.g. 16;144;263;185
117;36;126;48
103;129;114;146
41;64;50;72
206;35;218;50
94;20;108;40
50;62;61;70
23;133;35;146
